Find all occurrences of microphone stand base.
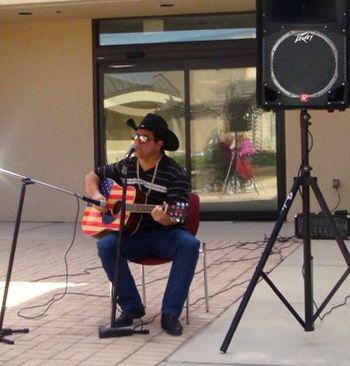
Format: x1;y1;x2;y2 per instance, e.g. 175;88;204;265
98;325;149;338
0;327;30;345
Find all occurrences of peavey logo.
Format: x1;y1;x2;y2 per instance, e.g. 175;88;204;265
294;32;314;43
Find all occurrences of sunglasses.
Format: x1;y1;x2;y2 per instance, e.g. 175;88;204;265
132;133;155;144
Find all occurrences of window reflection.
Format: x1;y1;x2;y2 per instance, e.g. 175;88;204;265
102;67;278;213
103;71;185;165
190;68;278;211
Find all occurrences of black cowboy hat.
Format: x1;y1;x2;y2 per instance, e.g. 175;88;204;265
127;113;179;151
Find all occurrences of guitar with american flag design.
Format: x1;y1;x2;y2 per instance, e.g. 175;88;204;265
81;179;187;238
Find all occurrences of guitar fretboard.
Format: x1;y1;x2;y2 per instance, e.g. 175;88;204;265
125;203;157;213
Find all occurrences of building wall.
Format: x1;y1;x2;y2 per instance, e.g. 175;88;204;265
0;18;350;222
285;110;350;220
0;19;94;221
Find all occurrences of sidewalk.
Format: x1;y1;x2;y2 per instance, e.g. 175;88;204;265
164;223;350;366
0;221;348;365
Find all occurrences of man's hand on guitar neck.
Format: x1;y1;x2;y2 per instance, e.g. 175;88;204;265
151;203;174;226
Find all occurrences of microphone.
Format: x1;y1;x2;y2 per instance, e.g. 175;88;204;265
125;144;136;159
80;195;106;209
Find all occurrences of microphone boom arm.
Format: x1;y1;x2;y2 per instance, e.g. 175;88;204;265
0;168;104;207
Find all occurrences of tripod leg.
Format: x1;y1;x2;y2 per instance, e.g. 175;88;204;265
0;334;15;345
308;179;350;320
0;328;30;345
301;176;314;331
222;150;235;194
220;179;300;353
310;179;350;266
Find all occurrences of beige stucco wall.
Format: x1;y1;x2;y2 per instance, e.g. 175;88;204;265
285;109;350;220
0;19;94;221
0;18;350;222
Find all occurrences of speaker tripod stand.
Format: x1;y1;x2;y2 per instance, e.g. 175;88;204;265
220;109;350;353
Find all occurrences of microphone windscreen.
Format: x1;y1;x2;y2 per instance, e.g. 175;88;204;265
126;118;137;130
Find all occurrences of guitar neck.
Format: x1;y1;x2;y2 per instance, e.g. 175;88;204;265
126;203;156;213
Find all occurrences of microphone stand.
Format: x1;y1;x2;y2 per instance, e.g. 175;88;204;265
0;168;105;344
0;175;31;344
98;156;149;338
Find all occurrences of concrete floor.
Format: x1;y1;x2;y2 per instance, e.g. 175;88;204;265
1;221;349;366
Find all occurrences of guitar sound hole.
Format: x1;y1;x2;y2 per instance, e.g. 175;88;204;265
112;201;122;216
102;212;114;225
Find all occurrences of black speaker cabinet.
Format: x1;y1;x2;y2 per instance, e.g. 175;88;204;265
295;212;349;239
257;0;349;110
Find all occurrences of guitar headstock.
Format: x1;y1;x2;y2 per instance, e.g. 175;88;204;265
167;202;188;224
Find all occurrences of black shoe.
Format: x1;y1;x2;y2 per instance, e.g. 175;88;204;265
161;314;183;336
116;307;145;327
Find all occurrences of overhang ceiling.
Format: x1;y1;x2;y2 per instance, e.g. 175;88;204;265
0;0;255;24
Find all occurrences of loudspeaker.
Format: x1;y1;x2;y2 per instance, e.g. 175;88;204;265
257;0;349;110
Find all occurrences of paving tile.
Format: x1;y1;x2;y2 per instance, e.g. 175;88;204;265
0;222;299;366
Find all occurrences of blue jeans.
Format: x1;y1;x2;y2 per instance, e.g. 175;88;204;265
97;227;200;318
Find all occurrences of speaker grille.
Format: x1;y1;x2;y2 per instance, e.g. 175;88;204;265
271;31;338;98
259;23;348;109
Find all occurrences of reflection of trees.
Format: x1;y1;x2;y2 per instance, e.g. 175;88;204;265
156;98;184;119
104;71;185;141
104;71;271;161
223;83;254;132
222;82;269;153
160;98;214;119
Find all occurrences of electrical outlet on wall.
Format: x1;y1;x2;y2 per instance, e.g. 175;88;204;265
332;178;340;189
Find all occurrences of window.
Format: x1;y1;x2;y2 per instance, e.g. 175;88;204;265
98;13;255;46
93;13;285;220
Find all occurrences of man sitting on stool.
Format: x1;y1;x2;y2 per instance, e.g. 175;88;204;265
84;113;200;336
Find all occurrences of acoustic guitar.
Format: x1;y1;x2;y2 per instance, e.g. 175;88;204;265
81;179;187;238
